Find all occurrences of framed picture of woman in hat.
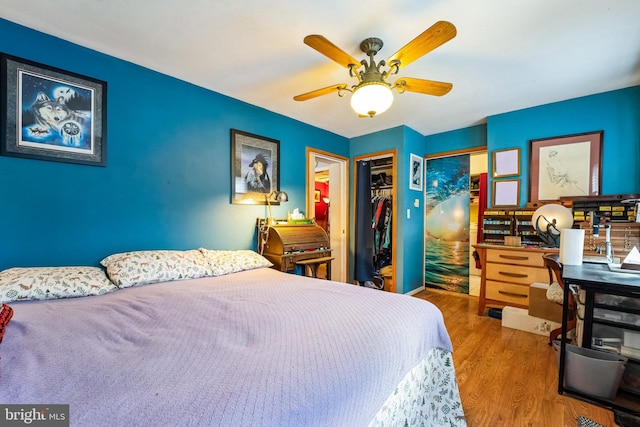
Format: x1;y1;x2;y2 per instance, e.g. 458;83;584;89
230;129;280;204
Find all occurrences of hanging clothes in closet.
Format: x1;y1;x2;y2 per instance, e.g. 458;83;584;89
372;191;392;273
369;157;394;291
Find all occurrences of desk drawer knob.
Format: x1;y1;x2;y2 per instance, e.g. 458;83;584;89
498;290;527;299
499;254;529;261
498;271;528;278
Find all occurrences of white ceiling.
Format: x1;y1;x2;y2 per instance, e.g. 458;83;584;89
2;0;639;139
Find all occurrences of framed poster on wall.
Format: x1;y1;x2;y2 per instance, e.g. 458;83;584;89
409;153;423;191
529;131;602;203
1;53;107;166
230;129;280;205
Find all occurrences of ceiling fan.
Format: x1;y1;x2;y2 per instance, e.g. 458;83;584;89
293;21;456;118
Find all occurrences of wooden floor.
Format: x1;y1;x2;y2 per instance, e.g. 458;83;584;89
414;288;617;427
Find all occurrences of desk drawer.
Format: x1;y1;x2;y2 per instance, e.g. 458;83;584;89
486;249;545;267
486;263;549;285
486;280;529;305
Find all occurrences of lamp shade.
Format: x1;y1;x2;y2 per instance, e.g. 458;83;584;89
271;191;288;203
350;82;393;117
531;204;574;247
266;191;288;225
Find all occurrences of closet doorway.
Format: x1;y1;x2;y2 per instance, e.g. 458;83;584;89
353;150;396;292
306;148;348;283
468;152;488;296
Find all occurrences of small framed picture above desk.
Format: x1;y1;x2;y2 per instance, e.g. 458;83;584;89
492;179;519;207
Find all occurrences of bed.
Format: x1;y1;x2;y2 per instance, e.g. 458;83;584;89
0;249;466;426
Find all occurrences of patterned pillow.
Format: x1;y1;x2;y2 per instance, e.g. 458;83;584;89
198;249;272;276
546;281;564;304
100;250;213;288
0;266;118;304
0;304;14;343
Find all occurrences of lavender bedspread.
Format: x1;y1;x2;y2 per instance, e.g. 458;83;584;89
1;268;453;426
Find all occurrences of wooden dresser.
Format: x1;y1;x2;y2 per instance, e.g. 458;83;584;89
474;244;558;316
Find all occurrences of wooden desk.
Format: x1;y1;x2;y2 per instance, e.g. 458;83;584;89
560;262;640;415
257;219;331;272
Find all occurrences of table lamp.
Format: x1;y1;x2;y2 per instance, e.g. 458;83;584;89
531;204;574;248
266;191;288;225
258;191;289;255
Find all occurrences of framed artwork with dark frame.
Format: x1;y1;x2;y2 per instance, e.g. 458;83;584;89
1;53;107;166
230;129;280;205
529;131;602;204
409;153;423;191
492;179;520;207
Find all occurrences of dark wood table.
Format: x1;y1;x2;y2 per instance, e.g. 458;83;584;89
560;262;640;415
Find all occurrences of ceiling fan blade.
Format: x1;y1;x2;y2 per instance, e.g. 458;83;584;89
394;78;453;96
293;84;349;101
387;21;456;69
304;35;362;69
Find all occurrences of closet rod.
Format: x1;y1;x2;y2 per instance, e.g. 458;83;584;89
371;165;392;171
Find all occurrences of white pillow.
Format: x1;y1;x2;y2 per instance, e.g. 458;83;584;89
0;266;117;303
198;249;272;276
100;250;213;288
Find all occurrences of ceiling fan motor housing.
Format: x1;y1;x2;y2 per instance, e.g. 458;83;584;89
355;37;390;86
359;37;383;56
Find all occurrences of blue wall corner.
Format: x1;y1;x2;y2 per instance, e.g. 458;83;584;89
425;124;488;155
0;18;348;269
487;86;640;206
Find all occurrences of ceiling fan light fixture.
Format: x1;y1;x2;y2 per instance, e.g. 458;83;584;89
350;82;393;117
295;22;456;113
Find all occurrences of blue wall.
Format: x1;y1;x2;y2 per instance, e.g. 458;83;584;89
2;18;639;295
425;124;488;155
402;127;428;293
486;87;640;206
0;18;348;270
417;89;639;293
424;88;640;210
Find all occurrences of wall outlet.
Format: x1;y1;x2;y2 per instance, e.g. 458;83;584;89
502;307;562;337
534;320;551;332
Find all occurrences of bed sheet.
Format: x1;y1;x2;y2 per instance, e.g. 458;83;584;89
1;268;464;426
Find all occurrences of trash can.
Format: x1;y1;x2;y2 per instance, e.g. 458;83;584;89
553;340;627;400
